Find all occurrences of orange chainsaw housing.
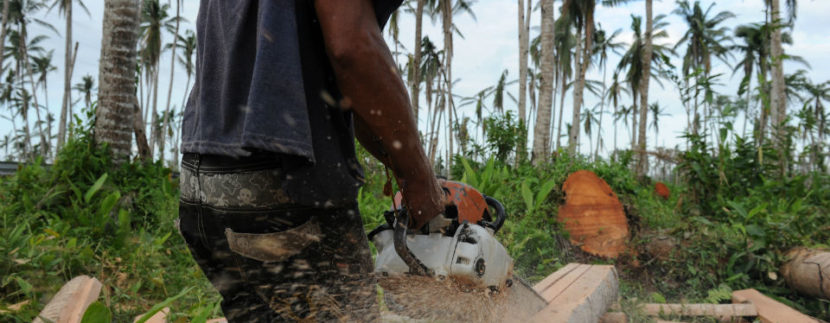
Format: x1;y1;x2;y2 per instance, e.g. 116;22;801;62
393;181;489;224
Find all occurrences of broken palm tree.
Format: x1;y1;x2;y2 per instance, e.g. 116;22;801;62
557;170;629;258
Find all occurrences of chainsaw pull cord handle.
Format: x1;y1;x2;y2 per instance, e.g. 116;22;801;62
483;195;507;233
393;208;434;276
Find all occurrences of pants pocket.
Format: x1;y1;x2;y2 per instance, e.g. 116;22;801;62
224;219;322;263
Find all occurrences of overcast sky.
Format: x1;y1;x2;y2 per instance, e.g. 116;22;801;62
2;0;829;160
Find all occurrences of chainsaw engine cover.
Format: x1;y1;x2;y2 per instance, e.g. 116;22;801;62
373;223;514;290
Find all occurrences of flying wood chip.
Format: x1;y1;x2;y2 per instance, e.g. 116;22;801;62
558;170;629;258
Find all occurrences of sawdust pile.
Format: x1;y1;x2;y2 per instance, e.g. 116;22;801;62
378;275;535;323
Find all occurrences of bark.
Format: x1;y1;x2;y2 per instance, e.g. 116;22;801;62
132;97;150;160
637;0;653;177
532;0;555;165
57;1;73;154
65;43;79;139
781;248;830;300
569;28;585;156
517;0;528;123
160;0;181;163
96;0;140;163
0;0;9;76
769;0;787;173
556;70;567;151
410;0;424;124
596;67;608;160
631;89;638;152
149;67;160;157
441;0;453;177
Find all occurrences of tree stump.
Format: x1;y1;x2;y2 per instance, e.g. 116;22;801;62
781;248;830;300
558;170;629;258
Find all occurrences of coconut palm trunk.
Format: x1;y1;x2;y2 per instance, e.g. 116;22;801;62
96;0;140;163
569;26;586;156
556;70;567;151
410;0;424;124
20;31;47;158
636;0;653;177
441;0;453;177
57;0;72;154
517;0;529;123
160;0;180;163
532;0;555;165
768;0;787;172
0;0;9;75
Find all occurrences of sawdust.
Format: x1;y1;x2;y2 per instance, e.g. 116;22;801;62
378;275;536;323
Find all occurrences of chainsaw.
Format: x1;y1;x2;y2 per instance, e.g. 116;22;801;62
367;181;548;318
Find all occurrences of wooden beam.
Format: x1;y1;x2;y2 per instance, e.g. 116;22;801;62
732;289;820;323
642;303;757;317
532;264;619;323
134;307;169;323
33;275;102;323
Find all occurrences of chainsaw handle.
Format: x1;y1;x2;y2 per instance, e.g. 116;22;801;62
483;195;506;233
393;209;434;276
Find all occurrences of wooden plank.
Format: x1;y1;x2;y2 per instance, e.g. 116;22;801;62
536;264;592;301
643;303;757;317
33;275;102;323
534;263;582;292
205;319;228;323
134;307;169;323
532;264;619;323
732;289;820;323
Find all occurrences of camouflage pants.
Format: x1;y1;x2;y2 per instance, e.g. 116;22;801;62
178;153;378;322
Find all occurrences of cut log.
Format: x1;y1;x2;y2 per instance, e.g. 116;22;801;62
732;288;820;323
781;248;830;300
558;170;629;258
532;264;619;323
33;275;102;323
654;182;670;200
642;303;757;317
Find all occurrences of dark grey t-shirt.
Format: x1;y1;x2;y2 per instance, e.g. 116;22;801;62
181;0;401;206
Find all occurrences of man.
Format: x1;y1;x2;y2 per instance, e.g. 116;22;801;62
177;0;444;321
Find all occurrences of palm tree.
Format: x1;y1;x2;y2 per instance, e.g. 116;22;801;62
140;0;175;158
560;0;597;155
766;0;796;156
581;105;600;160
532;0;555;165
173;29;195;110
673;0;734;137
160;0;182;163
605;71;628;154
409;0;425;124
791;72;828;171
592;24;624;159
96;0;140;163
649;102;668;148
0;0;10;77
616;14;672;169
50;0;89;155
32;50;55;157
517;0;532;124
72;74;94;108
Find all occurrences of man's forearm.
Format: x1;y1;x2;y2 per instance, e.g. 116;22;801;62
315;0;434;191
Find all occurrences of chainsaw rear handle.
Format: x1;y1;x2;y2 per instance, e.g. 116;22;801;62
482;195;506;233
393;209;433;276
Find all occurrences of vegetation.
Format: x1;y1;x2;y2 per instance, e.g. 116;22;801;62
0;0;828;321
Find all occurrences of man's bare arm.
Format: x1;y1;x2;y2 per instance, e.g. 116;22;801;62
314;0;443;229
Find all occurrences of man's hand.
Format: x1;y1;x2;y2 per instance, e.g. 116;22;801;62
314;0;443;229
